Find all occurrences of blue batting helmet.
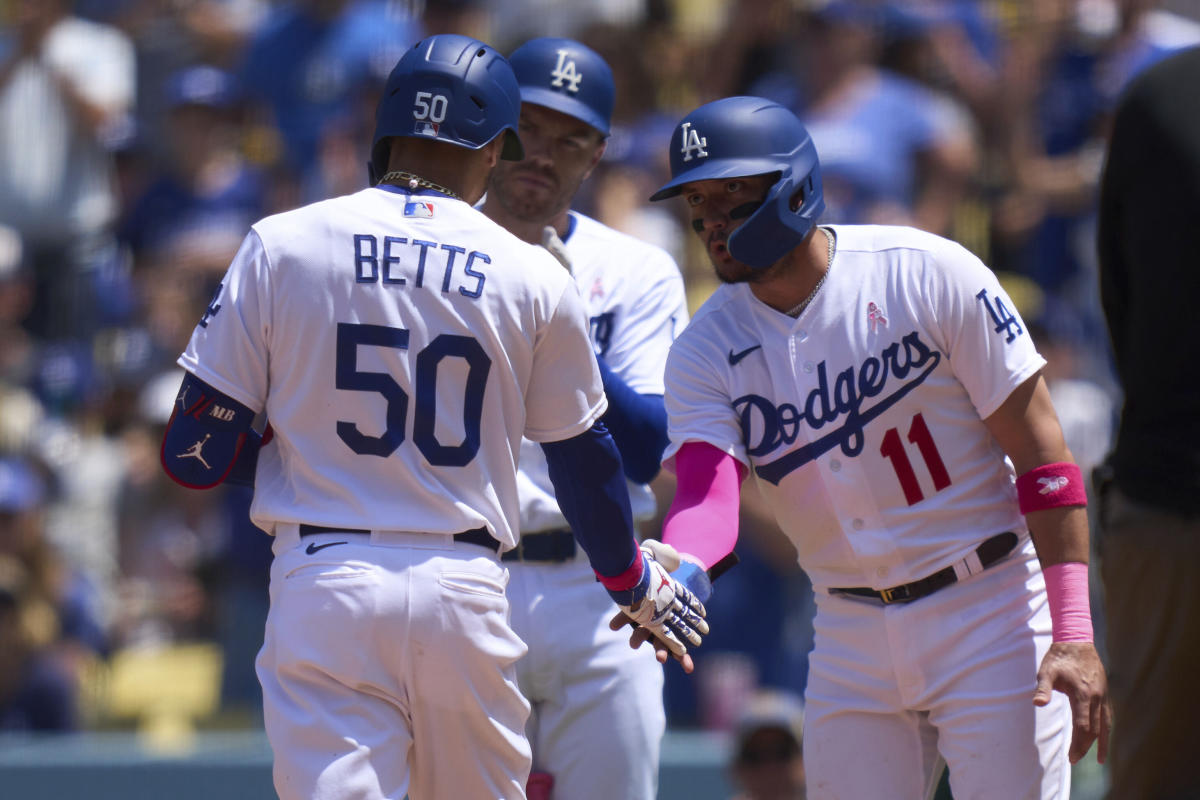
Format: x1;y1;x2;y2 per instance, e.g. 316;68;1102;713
508;37;614;135
370;34;524;185
649;96;825;268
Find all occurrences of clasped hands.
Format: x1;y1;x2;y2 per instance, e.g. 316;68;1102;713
606;540;711;673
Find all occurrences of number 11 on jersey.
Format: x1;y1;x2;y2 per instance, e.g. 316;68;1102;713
880;412;951;505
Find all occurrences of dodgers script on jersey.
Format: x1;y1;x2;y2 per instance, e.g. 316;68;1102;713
516;212;688;532
178;185;606;546
664;225;1046;590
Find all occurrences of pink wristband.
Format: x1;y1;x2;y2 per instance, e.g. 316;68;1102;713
1042;561;1093;642
1015;462;1087;515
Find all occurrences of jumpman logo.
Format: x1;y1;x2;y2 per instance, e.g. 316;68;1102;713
178;434;213;470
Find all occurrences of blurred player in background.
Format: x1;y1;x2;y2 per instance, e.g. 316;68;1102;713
482;37;689;800
645;95;1109;798
159;34;706;800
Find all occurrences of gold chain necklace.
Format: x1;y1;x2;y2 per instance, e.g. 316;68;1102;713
786;227;835;318
378;170;462;201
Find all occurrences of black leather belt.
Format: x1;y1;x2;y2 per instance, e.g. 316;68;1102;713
501;527;577;563
830;531;1018;605
297;524;501;553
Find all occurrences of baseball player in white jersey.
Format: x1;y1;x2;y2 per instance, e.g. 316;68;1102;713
639;97;1111;799
481;38;689;800
158;35;708;800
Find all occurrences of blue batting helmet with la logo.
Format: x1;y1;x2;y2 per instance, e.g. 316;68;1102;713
508;37;615;136
649;96;825;268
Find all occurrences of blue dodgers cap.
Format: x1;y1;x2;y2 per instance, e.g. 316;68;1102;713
164;65;237;110
508;37;614;135
0;458;46;513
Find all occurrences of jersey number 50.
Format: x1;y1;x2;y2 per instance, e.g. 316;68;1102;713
335;322;490;467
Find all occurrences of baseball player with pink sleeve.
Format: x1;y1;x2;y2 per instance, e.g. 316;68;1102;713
640;96;1112;799
156;34;707;800
481;38;689;800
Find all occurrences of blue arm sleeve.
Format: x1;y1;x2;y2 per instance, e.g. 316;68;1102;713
595;356;669;484
540;420;640;578
161;372;258;489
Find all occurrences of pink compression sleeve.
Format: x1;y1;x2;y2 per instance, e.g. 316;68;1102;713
662;441;747;569
1042;561;1094;642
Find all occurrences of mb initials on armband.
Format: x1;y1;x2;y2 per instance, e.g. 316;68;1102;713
1015;462;1087;515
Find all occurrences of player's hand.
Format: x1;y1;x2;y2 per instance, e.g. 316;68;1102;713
609;609;695;672
606;552;709;665
1034;641;1112;765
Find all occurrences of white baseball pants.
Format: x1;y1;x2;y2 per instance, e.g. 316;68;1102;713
803;537;1072;799
257;529;531;800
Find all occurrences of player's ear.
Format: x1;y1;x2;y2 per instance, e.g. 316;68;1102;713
484;135;504;169
583;137;607;181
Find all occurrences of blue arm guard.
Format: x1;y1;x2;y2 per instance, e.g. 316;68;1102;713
669;561;714;604
540;420;639;578
595;356;668;484
161;373;258;489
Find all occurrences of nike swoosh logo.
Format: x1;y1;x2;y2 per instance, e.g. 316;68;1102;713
305;541;347;554
728;345;762;365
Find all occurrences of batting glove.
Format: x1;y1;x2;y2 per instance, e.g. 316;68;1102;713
606;551;709;659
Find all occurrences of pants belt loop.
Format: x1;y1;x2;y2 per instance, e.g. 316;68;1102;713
951;550;986;581
271;522;302;556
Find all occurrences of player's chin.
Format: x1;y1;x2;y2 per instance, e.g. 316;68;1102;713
713;255;754;285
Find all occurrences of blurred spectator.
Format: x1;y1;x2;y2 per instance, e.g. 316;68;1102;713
111;368;226;648
0;223;36;386
0;453;113;732
1094;44;1200;800
727;689;807;800
879;0;1005;127
0;0;135;342
754;1;978;237
119;64;265;359
0;555;78;732
237;0;418;182
991;0;1200;340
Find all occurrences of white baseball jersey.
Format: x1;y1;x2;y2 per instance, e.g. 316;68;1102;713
664;224;1045;590
516;211;688;532
504;212;687;799
178;186;606;548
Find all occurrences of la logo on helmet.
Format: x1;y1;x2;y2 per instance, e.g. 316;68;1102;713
550;50;583;93
680;122;708;162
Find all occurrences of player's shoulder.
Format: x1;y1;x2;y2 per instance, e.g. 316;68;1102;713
250;191;359;240
567;212;682;275
835;224;978;265
672;285;750;355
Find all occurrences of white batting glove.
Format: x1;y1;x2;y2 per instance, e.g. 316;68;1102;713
606;552;709;659
541;225;573;274
640;539;681;571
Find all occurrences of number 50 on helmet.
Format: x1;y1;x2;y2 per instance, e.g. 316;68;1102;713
649;96;825;269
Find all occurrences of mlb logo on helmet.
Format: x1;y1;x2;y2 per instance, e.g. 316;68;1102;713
415;120;440;137
404;201;435;218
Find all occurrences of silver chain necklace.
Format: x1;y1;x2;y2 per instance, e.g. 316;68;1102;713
378;170;462;201
786;227;835;318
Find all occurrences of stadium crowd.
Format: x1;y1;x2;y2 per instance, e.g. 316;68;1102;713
0;7;1194;788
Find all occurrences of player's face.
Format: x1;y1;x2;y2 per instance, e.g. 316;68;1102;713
487;103;605;222
681;174;775;284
